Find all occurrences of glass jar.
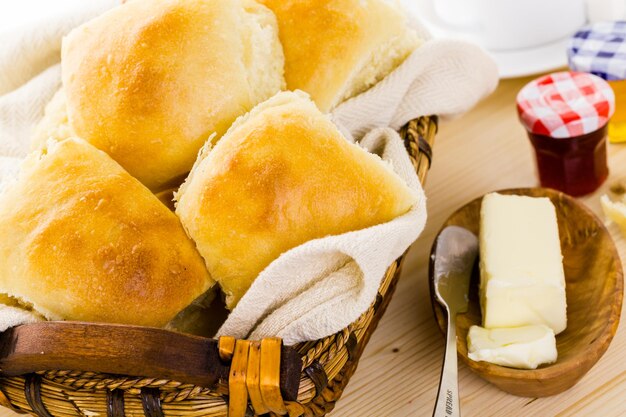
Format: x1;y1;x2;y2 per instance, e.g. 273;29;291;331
517;71;615;196
568;21;626;143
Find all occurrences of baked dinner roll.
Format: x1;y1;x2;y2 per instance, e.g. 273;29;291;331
258;0;420;112
60;0;284;191
0;138;214;327
32;89;74;145
176;91;418;309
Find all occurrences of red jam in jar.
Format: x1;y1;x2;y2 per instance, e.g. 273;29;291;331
517;71;615;196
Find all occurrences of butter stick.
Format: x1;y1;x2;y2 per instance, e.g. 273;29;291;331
479;193;567;334
467;325;557;369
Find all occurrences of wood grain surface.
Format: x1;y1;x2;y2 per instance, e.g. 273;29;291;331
330;75;626;417
1;76;625;417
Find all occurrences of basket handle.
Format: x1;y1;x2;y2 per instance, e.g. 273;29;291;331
0;322;301;402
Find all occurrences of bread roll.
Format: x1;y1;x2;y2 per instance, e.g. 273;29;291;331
32;89;74;145
60;0;285;191
176;91;417;308
258;0;420;112
0;138;214;327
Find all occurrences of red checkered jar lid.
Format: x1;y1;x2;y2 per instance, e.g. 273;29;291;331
516;71;615;139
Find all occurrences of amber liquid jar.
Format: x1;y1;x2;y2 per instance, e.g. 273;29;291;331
608;79;626;143
527;125;609;197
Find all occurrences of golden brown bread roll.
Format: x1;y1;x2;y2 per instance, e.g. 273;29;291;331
0;138;214;327
258;0;421;112
32;89;74;144
57;0;284;191
175;91;417;309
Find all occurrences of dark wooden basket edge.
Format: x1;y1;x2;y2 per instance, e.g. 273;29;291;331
0;115;437;417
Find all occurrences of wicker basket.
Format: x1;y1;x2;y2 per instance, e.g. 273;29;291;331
0;116;437;417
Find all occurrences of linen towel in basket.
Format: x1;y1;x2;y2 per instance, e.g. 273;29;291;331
0;0;498;344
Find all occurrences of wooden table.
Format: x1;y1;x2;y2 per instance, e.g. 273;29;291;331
1;76;625;417
332;75;626;417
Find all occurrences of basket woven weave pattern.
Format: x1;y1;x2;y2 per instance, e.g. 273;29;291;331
0;116;437;417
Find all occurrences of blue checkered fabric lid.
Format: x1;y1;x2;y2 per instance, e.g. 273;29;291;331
568;21;626;81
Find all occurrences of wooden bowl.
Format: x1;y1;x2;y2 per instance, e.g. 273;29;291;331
429;188;623;397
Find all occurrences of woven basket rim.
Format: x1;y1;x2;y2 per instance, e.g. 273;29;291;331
0;116;438;417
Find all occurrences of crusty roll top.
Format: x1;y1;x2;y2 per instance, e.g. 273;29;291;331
176;91;418;308
259;0;420;112
61;0;285;191
0;138;214;327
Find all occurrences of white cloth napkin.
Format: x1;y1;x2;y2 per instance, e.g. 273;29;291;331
0;0;498;344
332;39;500;139
0;0;119;158
0;305;42;333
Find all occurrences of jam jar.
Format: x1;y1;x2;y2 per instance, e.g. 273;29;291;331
568;21;626;143
517;71;615;197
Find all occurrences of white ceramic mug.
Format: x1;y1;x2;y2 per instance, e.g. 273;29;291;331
430;0;587;51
